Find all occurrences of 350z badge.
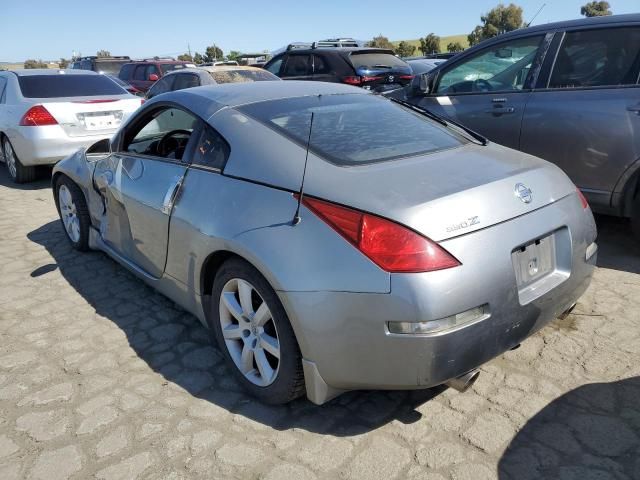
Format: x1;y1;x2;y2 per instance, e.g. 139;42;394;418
446;216;480;233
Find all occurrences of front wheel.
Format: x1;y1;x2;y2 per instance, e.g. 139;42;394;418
2;137;36;184
55;176;90;251
210;258;305;404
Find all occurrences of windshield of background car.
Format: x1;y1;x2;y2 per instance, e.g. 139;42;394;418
209;69;279;83
160;64;193;74
239;94;465;165
94;61;129;75
18;75;126;98
349;52;408;70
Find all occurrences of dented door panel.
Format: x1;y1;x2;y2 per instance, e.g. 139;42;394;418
93;154;188;278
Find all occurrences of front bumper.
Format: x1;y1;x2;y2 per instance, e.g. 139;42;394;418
8;126;115;166
279;193;597;404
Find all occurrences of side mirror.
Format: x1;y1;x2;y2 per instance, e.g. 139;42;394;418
148;73;159;82
86;138;112;156
418;72;434;95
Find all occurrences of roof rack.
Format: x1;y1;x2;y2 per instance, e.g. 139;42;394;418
285;37;361;51
74;56;131;61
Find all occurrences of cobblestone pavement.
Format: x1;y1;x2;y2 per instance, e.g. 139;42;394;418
0;168;639;480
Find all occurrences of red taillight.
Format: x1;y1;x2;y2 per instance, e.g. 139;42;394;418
577;188;589;209
72;99;117;104
398;74;415;80
301;196;461;273
342;76;362;86
361;75;382;83
19;105;58;126
140;98;146;105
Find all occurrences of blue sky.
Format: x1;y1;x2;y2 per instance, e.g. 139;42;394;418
2;0;638;61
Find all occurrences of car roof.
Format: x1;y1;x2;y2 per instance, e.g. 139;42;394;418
161;66;273;79
152;80;367;118
489;13;640;40
279;47;394;55
8;69;99;76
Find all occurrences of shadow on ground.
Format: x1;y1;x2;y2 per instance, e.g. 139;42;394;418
28;220;444;436
498;377;640;479
0;165;52;190
595;215;640;275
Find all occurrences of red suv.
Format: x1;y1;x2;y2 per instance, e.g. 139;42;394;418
118;59;195;92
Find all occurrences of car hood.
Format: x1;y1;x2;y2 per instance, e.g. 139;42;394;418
302;142;576;242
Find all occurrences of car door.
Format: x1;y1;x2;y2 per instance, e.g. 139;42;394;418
520;25;640;209
280;53;313;81
93;105;201;278
417;34;548;149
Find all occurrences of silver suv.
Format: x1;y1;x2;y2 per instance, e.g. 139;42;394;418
405;14;640;237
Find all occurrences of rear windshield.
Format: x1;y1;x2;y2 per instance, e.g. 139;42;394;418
93;60;129;75
160;63;192;74
18;75;126;98
349;52;408;70
239;94;464;165
209;69;278;84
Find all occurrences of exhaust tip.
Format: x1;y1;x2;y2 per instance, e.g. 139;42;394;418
445;370;480;393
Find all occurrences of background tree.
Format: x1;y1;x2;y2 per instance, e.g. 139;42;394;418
447;41;465;53
367;34;395;50
395;41;416;58
193;52;204;64
226;50;242;62
581;1;612;16
58;58;69;68
177;53;193;62
468;3;524;46
96;50;111;57
24;59;48;69
419;33;441;55
204;44;224;62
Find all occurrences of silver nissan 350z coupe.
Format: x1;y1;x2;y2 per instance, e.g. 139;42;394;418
52;81;597;405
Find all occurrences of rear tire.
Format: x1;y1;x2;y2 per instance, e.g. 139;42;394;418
2;137;36;184
54;176;90;251
210;258;305;404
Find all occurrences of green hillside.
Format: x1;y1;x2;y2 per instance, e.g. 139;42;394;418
392;34;469;53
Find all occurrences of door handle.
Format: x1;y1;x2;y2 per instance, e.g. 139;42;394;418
161;177;183;215
485;107;516;115
627;105;640;114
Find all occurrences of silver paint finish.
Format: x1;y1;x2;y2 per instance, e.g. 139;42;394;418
52;81;597;403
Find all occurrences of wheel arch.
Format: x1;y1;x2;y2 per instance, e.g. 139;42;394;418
199;249;311;358
614;157;640;217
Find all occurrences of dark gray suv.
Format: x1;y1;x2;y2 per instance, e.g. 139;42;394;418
405;14;640;237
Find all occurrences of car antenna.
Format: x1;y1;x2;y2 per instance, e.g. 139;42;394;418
526;3;546;27
292;110;315;226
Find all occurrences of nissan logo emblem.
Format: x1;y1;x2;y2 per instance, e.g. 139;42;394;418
515;183;533;204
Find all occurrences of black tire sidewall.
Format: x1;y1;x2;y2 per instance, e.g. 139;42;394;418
210;258;305;404
3;138;35;184
55;176;91;251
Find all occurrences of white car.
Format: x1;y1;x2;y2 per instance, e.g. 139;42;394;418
0;69;142;183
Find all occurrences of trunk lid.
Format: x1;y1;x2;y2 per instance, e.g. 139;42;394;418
303;143;576;242
41;96;141;137
348;50;413;93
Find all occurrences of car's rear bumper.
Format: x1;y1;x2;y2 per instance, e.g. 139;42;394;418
279;193;597;404
8;126;116;166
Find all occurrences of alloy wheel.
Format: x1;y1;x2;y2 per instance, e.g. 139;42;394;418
58;184;81;242
219;278;281;387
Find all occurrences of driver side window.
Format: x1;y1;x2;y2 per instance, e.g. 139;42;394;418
436;35;544;94
123;107;198;161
